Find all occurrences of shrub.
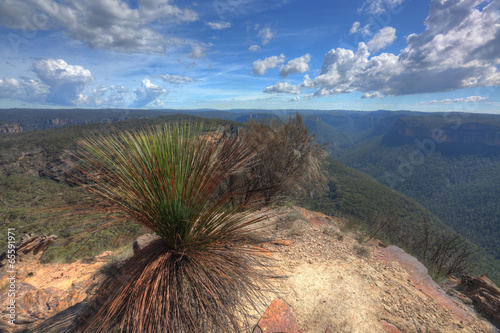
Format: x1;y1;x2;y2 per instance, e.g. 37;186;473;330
69;122;279;332
232;113;328;204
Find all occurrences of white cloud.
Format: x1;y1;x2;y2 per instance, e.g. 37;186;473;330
301;0;500;97
420;96;488;105
299;75;314;89
0;60;134;106
367;27;396;52
258;26;274;45
359;0;405;14
464;95;488;103
289;96;301;102
361;91;383;99
252;54;285;75
350;22;361;34
18;77;50;102
158;74;197;85
0;77;20;98
85;85;131;106
263;82;300;95
132;79;168;107
248;45;261;52
207;21;232;30
106;86;131;105
32;58;94;104
188;45;206;59
0;0;198;54
359;24;372;37
280;54;311;78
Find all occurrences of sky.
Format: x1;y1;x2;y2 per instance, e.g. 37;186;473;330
0;0;499;113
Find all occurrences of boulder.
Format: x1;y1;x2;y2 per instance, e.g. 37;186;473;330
132;233;160;254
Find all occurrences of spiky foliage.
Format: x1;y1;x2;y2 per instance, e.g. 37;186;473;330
70;122;277;333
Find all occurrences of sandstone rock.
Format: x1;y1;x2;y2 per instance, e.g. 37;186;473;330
0;123;23;133
0;234;57;267
0;234;58;279
271;239;293;246
381;320;402;333
253;298;301;333
461;275;500;328
132;233;160;254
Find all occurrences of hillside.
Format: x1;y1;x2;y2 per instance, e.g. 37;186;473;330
334;115;500;282
0;114;240;262
1;111;497;282
1;111;499;331
0;207;497;332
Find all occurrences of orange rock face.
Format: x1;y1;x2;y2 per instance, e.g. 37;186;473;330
253;298;301;333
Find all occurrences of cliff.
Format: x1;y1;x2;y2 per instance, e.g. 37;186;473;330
385;117;500;148
0;123;23;134
0;208;497;333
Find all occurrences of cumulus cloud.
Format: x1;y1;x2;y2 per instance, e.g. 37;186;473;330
280;54;311;78
300;0;500;97
289;96;301;102
32;58;94;104
188;45;206;59
359;0;405;14
0;77;20;98
0;59;136;106
132;79;168;107
361;91;383;99
248;45;261;52
158;74;197;85
367;27;396;52
85;85;131;106
0;0;198;54
18;77;50;102
350;22;361;34
252;54;285;75
258;26;274;45
263;82;300;95
207;21;232;30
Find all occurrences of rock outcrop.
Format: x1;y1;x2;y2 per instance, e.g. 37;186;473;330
0;234;104;332
461;275;500;328
0;234;57;276
0;123;23;133
1;209;498;333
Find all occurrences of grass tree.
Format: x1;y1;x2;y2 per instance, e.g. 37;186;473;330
70;122;278;332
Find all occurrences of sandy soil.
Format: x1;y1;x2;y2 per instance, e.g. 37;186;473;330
259;207;494;333
1;206;496;333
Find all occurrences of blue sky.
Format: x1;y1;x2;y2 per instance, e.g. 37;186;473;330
0;0;499;113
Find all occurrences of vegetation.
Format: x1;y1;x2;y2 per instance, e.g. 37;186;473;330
67;115;327;332
1;108;499;287
296;157;495;283
71;121;281;332
233;114;328;202
337;135;500;282
0;114;239;262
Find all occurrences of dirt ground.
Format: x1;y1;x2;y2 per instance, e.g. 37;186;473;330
259;207;495;333
1;206;496;333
